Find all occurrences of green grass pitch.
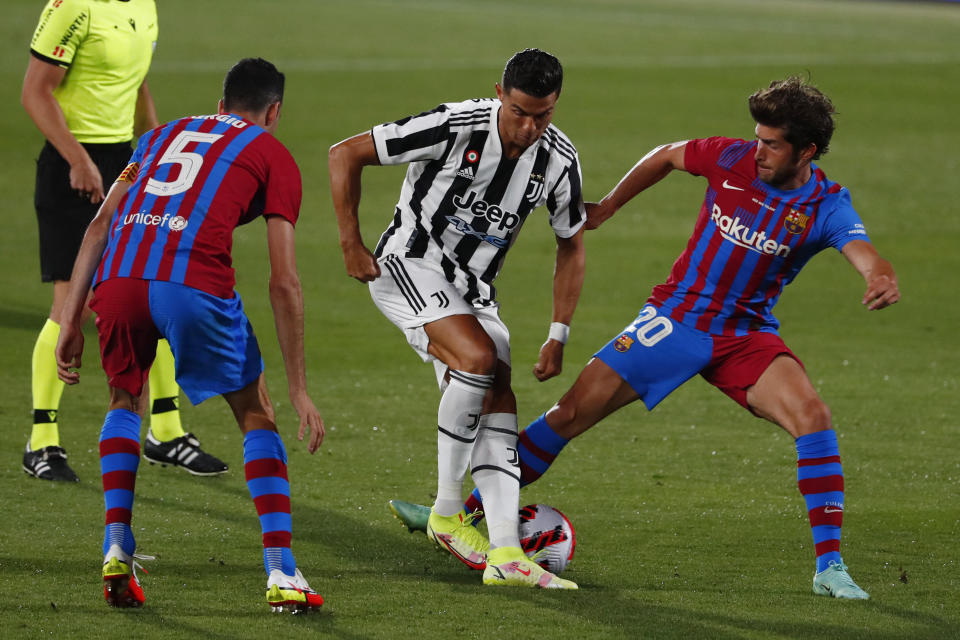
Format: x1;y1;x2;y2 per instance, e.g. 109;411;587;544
1;0;958;638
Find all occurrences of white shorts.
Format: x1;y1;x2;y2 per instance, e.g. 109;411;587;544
369;253;511;388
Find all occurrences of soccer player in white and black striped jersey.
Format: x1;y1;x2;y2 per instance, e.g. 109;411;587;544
329;49;584;589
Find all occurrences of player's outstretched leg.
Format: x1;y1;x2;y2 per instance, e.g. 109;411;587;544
796;429;868;599
243;428;323;613
99;409;144;606
143;340;228;476
482;546;577;589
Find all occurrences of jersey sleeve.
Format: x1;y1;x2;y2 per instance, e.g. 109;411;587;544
370;104;452;166
546;154;586;238
822;188;870;251
683;137;738;177
30;0;89;68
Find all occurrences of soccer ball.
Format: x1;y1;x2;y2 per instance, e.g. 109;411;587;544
518;503;576;573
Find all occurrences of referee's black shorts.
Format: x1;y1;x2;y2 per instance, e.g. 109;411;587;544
34;140;132;282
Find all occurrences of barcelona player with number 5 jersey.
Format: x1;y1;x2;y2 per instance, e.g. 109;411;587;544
54;58;325;612
394;77;899;599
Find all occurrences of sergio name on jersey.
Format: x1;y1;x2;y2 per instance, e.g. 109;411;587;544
94;114;302;298
370;98;586;307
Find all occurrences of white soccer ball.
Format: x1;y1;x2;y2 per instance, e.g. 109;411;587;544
518;503;576;573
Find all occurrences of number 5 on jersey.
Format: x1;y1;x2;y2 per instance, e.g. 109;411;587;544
145;131;223;197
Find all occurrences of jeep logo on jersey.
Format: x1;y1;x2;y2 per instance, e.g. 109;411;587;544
445;216;509;248
711;203;791;257
525;173;545;204
117;211;189;232
452;190;520;231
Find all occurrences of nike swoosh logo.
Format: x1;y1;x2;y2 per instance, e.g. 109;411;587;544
824;507;843;513
515;565;531;576
722;179;745;191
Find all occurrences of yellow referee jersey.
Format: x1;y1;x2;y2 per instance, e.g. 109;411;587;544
30;0;158;144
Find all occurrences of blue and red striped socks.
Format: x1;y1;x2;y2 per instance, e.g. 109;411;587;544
796;429;845;573
100;409;141;556
244;429;296;576
464;413;568;515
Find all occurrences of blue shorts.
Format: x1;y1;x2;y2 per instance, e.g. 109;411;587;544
594;304;797;411
92;278;263;404
595;305;712;410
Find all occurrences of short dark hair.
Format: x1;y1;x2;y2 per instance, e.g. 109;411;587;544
222;58;285;114
502;48;563;98
748;77;835;160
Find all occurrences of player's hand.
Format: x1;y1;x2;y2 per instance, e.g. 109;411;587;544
292;392;326;454
69;157;105;203
585;201;615;230
863;273;900;310
342;242;381;282
55;322;85;384
533;339;564;381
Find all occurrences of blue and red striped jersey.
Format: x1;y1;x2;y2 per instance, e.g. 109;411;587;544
94;114;301;298
648;137;869;336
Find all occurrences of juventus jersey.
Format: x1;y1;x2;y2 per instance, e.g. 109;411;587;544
370;98;586;306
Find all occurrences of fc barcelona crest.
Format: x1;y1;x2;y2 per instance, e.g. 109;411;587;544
784;209;809;234
614;334;634;352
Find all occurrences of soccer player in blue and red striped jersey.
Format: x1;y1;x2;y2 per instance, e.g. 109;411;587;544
53;58;325;613
397;77;899;599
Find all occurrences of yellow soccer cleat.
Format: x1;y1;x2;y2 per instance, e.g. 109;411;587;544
482;546;578;589
266;568;324;614
426;508;489;570
102;544;149;608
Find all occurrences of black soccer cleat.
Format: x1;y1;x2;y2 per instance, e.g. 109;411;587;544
143;430;228;476
22;442;79;482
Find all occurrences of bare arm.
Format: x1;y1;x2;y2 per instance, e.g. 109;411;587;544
22;56;104;203
533;227;586;381
586;141;688;229
265;215;325;453
55;181;131;383
328;131;382;282
841;239;900;310
134;80;159;137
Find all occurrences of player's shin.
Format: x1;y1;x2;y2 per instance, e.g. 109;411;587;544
147;339;185;441
470;413;521;548
31;319;64;449
244;429;296;575
517;414;569;485
100;409;141;556
796;429;845;573
434;371;493;516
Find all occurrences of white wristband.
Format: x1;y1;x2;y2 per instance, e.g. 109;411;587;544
548;322;570;345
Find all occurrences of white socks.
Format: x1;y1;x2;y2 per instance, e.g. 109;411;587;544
433;370;493;516
471;413;520;549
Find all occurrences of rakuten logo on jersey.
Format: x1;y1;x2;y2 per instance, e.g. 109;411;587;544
453;191;520;231
117;211;189;232
711;204;790;257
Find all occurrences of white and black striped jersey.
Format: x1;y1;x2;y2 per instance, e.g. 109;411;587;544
370;98;586;307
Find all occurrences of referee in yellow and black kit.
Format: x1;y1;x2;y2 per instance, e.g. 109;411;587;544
22;0;227;481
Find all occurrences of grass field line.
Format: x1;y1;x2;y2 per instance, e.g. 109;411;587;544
135;50;960;75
